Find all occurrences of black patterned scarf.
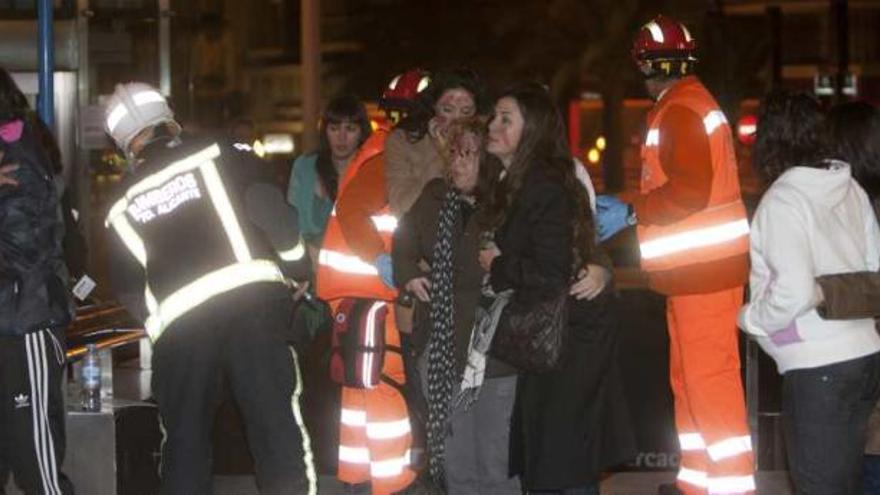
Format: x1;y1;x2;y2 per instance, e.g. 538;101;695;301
426;187;461;483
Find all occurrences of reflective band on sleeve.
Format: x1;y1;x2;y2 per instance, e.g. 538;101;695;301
200;160;252;262
640;218;749;260
703;110;728;135
371;214;398;233
329;210;398;233
646;21;665;43
144;260;286;341
279;242;306;262
366;418;411;440
707;435;752;462
645;129;660;147
108;213;148;266
678;432;706;451
338;446;370;464
106;104;128;132
132;90;165;106
707;474;756;494
341;408;367;427
318;249;379;276
677;466;708;488
370;450;411;478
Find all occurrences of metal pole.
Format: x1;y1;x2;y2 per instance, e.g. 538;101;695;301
158;0;171;96
301;0;321;151
834;0;849;100
37;0;54;129
767;6;782;90
76;0;92;255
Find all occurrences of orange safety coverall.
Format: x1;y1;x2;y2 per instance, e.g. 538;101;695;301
625;75;754;495
322;150;415;495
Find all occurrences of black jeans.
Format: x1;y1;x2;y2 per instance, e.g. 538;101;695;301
783;352;880;495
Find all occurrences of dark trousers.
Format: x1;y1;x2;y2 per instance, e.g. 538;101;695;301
0;328;74;495
151;289;316;495
783;352;880;495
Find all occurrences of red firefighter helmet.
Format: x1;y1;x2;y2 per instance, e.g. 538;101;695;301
380;69;430;111
632;15;697;77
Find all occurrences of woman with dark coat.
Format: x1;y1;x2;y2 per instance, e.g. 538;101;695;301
393;119;522;493
478;83;635;494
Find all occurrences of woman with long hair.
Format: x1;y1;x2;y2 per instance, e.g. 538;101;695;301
738;90;880;493
385;67;488;216
393;118;522;493
287;94;371;258
478;83;635;494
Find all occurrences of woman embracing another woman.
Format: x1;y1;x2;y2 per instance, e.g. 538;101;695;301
478;83;635;494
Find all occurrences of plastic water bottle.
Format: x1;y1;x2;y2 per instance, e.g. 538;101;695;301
81;344;101;412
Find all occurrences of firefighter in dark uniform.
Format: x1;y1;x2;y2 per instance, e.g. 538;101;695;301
103;82;315;495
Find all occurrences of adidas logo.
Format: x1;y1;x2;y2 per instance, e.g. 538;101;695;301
14;393;30;409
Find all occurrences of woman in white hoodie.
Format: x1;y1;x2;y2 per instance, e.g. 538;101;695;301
739;90;880;494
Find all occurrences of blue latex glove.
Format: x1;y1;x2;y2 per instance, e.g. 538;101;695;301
596;195;631;242
374;253;395;288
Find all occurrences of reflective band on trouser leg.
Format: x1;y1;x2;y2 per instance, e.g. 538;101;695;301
364;382;414;495
679;432;707;452
144;260;286;342
288;347;318;495
706;435;754;494
669;288;754;495
707;435;752;462
338;387;370;484
678;466;708;490
707;474;756;494
669;302;709;495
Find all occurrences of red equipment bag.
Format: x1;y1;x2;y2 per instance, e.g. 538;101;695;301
329;298;392;388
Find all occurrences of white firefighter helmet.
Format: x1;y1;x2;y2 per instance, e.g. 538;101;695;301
104;82;176;153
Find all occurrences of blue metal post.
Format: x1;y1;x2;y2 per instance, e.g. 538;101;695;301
37;0;54;129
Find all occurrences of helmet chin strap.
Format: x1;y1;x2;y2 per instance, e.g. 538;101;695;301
124;121;182;167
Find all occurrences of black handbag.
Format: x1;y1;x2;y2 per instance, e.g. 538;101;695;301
491;288;569;372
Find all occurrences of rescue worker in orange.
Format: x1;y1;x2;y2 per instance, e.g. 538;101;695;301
597;15;754;495
316;69;430;495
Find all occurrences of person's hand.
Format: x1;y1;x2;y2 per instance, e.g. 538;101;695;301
570;264;611;300
479;245;501;272
405;277;431;303
812;282;825;308
596;195;631;241
374;253;395;288
0;151;20;187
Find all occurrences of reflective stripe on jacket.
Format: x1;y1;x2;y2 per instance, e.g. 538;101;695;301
317;127;398;302
638;77;749;273
105;143;288;342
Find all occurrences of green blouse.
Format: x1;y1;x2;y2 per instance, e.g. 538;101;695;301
287;153;334;245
